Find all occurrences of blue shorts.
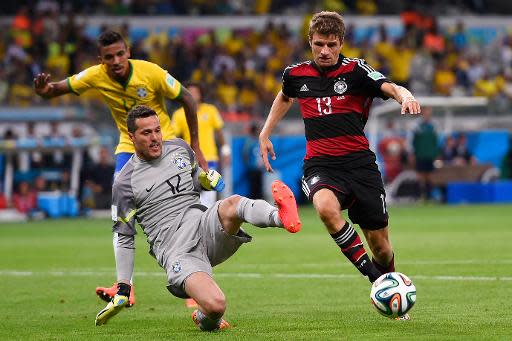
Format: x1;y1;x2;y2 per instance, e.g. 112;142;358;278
114;152;133;178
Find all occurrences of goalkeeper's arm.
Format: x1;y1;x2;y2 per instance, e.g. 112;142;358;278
114;233;134;286
95;233;134;326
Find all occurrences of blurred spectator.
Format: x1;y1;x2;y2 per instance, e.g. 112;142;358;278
388;38;414;87
433;58;456;95
216;70;238;112
25;122;44;169
440;135;458;165
409;47;434;95
453;133;477;165
42;121;67;169
378;120;408;183
450;20;468;52
412;107;439;200
242;122;264;199
0;66;8;104
423;17;445;58
473;70;502;98
3;128;17;142
82;147;115;209
12;180;37;215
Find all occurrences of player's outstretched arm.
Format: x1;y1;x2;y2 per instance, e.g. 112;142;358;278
176;86;208;170
381;82;421;115
33;73;72;99
259;91;294;173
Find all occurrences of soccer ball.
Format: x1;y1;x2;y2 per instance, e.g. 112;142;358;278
370;272;416;318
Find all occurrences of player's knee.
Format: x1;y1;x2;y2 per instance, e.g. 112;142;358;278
315;203;339;224
202;293;226;318
223;195;241;211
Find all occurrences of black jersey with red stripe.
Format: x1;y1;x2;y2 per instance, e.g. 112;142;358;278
282;55;391;171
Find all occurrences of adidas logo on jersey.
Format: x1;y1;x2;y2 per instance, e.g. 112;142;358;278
300;84;309;92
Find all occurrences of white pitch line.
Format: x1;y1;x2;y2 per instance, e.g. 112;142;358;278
0;270;511;281
239;260;512;267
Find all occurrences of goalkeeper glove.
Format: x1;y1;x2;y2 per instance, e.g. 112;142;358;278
199;169;225;191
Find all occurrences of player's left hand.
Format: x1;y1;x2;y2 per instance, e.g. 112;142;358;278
401;97;421;115
199;169;225;192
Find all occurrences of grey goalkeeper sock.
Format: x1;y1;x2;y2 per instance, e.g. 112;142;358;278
236;197;281;227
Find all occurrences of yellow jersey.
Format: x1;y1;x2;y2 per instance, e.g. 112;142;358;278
172;103;224;162
67;59;180;154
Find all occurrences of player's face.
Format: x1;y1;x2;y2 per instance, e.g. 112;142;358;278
129;115;162;161
98;41;131;81
309;33;343;68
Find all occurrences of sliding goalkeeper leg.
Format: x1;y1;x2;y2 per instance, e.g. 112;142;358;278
95;283;131;326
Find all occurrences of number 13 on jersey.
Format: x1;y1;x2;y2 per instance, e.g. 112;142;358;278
316;97;332;115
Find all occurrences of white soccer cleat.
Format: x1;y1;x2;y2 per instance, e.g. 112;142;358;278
95;294;129;326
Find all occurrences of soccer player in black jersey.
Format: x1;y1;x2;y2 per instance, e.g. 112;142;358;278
259;12;421;289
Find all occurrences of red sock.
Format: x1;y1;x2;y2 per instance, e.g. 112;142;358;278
372;253;395;274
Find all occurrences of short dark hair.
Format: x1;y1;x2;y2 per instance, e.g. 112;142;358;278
127;105;157;133
308;11;345;43
97;30;127;51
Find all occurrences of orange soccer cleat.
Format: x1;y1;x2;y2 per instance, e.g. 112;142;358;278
96;283;135;307
272;180;302;233
185;298;199;308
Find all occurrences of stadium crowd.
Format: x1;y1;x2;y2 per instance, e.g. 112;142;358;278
1;3;512;116
1;2;512;216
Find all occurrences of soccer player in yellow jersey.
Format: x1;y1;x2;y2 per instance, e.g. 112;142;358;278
172;83;230;208
34;30;207;172
33;30;208;307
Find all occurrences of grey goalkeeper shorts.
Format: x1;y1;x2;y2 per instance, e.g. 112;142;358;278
163;201;252;298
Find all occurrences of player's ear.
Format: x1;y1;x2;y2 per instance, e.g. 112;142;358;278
128;131;135;142
126;47;131;59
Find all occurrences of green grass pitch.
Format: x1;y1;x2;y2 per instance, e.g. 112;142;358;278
1;204;511;340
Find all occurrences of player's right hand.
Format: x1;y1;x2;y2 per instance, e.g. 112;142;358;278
33;73;52;96
199;169;225;191
259;136;275;173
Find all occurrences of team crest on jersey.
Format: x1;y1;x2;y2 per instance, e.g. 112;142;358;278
334;80;347;94
136;86;148;98
171;153;187;169
171;261;181;273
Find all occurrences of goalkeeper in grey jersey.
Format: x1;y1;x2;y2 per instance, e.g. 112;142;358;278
95;105;302;331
